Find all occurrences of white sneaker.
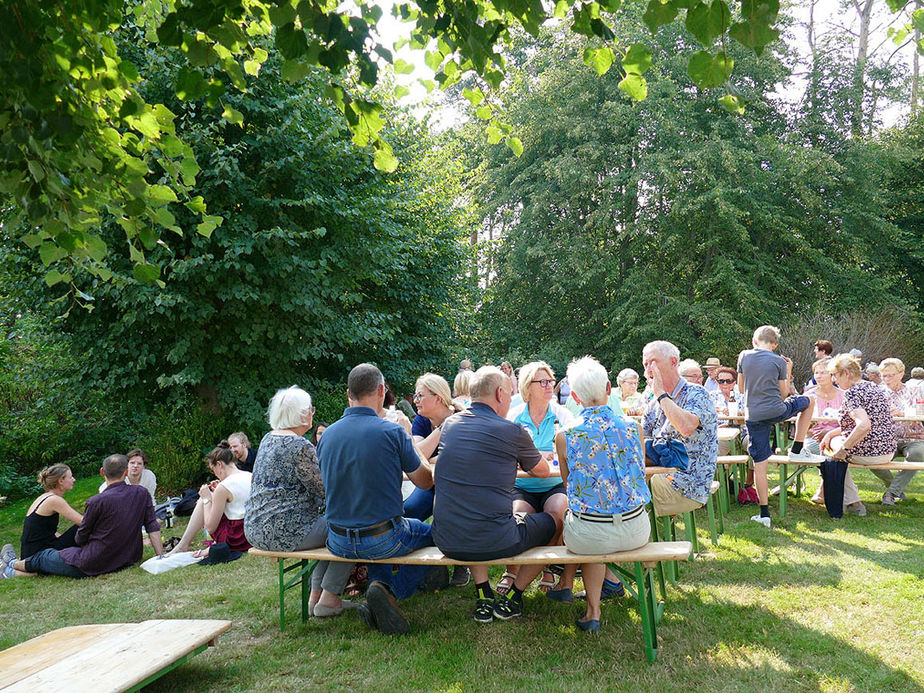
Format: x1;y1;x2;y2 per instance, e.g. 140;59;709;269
750;514;771;528
788;448;825;463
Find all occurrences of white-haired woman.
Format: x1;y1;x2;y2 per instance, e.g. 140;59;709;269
876;358;923;504
616;368;645;416
549;356;650;632
245;386;355;617
497;360;576;595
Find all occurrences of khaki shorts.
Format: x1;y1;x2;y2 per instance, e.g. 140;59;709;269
563;508;650;555
650;474;703;517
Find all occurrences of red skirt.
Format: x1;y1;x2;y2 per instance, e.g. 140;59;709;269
211;515;251;552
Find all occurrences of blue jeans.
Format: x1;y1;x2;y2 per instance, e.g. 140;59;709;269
326;518;433;599
25;549;87;578
403;487;435;521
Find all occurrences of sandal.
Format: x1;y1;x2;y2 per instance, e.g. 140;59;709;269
495;571;517;595
538;570;556;594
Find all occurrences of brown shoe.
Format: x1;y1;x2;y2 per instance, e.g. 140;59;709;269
365;581;409;635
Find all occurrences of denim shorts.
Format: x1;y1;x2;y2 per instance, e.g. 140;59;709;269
746;396;811;462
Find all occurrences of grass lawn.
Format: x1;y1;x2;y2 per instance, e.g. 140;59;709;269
2;471;923;692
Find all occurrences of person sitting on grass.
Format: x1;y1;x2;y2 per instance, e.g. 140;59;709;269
169;441;252;557
228;432;257;473
432;366;556;623
96;448;156;502
545;356;651;633
737;325;824;528
1;454;163;579
18;464;83;560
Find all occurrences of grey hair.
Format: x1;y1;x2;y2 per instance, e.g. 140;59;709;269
567;356;609;405
678;359;701;376
643;341;680;363
470;366;509;400
267;386;313;429
616;368;639;385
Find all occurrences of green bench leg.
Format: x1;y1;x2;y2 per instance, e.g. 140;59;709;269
706;494;719;546
682;511;698;556
779;463;788;518
659;515;677;584
277;558;319;631
717;466;730;515
634;561;658;663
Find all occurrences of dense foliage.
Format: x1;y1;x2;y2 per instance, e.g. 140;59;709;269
464;18;924;375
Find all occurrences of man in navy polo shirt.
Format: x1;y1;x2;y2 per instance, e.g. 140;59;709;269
318;363;434;635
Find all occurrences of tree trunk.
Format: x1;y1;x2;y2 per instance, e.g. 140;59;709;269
850;0;874;138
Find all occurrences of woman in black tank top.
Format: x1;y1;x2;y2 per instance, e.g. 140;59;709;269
20;464;83;559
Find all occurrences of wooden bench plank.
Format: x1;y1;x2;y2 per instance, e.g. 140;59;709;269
1;619;231;693
0;624;124;688
249;541;692;567
717;455;924;471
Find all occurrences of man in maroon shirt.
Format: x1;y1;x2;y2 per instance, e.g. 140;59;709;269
10;454;164;577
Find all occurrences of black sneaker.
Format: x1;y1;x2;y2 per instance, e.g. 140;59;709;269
449;565;471;587
356;603;378;631
366;581;410;635
473;598;495;623
492;594;522;620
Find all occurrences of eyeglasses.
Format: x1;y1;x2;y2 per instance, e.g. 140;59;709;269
309;405;316;414
412;392;431;401
531;379;555;388
717;379;735;384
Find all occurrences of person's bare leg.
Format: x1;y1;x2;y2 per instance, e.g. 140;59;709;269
500;500;536;587
793;394;815;443
171;500;206;553
512;564;546;590
554;564;578;591
754;460;770;505
470;565;490;584
580;563;605;622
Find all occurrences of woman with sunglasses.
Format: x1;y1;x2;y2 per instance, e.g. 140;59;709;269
711;367;756;502
497;360;577;595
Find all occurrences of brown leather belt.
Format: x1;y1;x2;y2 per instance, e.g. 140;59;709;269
328;517;402;538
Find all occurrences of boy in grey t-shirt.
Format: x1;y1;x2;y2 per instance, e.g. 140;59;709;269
737;325;824;528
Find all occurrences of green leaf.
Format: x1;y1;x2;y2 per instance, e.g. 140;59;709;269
84;235;108;263
148;184;179;205
197;215;223;238
643;0;679;34
44;270;70;287
276;23;308;59
553;0;570;18
394;85;410;99
133;263;161;283
424;50;443;72
244;59;262;76
719;93;746;114
185;196;207;214
27;160;45;182
622;43;652;75
373;140;398;172
161;134;185;158
618;73;648;100
118;60;140;81
476;105;493;120
394;58;415;74
583;46;614;76
222;106;245;127
463;88;485;107
180;156;200;184
269;2;298;26
686;1;731;48
39;243;68;266
281;59;312;83
687;50;733;88
486;124;504;144
507;137;524;157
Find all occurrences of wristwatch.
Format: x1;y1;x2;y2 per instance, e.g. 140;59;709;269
657;393;672;403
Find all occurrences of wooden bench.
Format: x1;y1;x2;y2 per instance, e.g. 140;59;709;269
250;542;692;663
717;454;924;516
0;619;231;692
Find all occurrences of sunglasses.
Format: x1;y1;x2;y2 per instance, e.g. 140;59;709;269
532;379;556;387
717;379;735;384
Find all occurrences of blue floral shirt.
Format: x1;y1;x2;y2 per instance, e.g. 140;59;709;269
564;406;650;514
642;380;718;504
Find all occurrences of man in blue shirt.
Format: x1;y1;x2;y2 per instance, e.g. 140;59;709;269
642;341;718;518
318;363;434;635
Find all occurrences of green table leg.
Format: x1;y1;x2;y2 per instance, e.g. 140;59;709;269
278;558;286;632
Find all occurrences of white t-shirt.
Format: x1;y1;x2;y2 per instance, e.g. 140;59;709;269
98;468;157;502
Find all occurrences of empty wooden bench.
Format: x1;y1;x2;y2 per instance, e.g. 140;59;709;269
0;619;231;692
250;541;691;663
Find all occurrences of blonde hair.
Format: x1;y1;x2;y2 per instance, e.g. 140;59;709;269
812;358;832;373
879;358;905;376
828;353;862;379
39;464;71;491
453;369;473;398
517;361;555;403
753;325;781;345
416;373;458;411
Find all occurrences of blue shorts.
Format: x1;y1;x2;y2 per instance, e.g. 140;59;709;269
746;396;812;462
